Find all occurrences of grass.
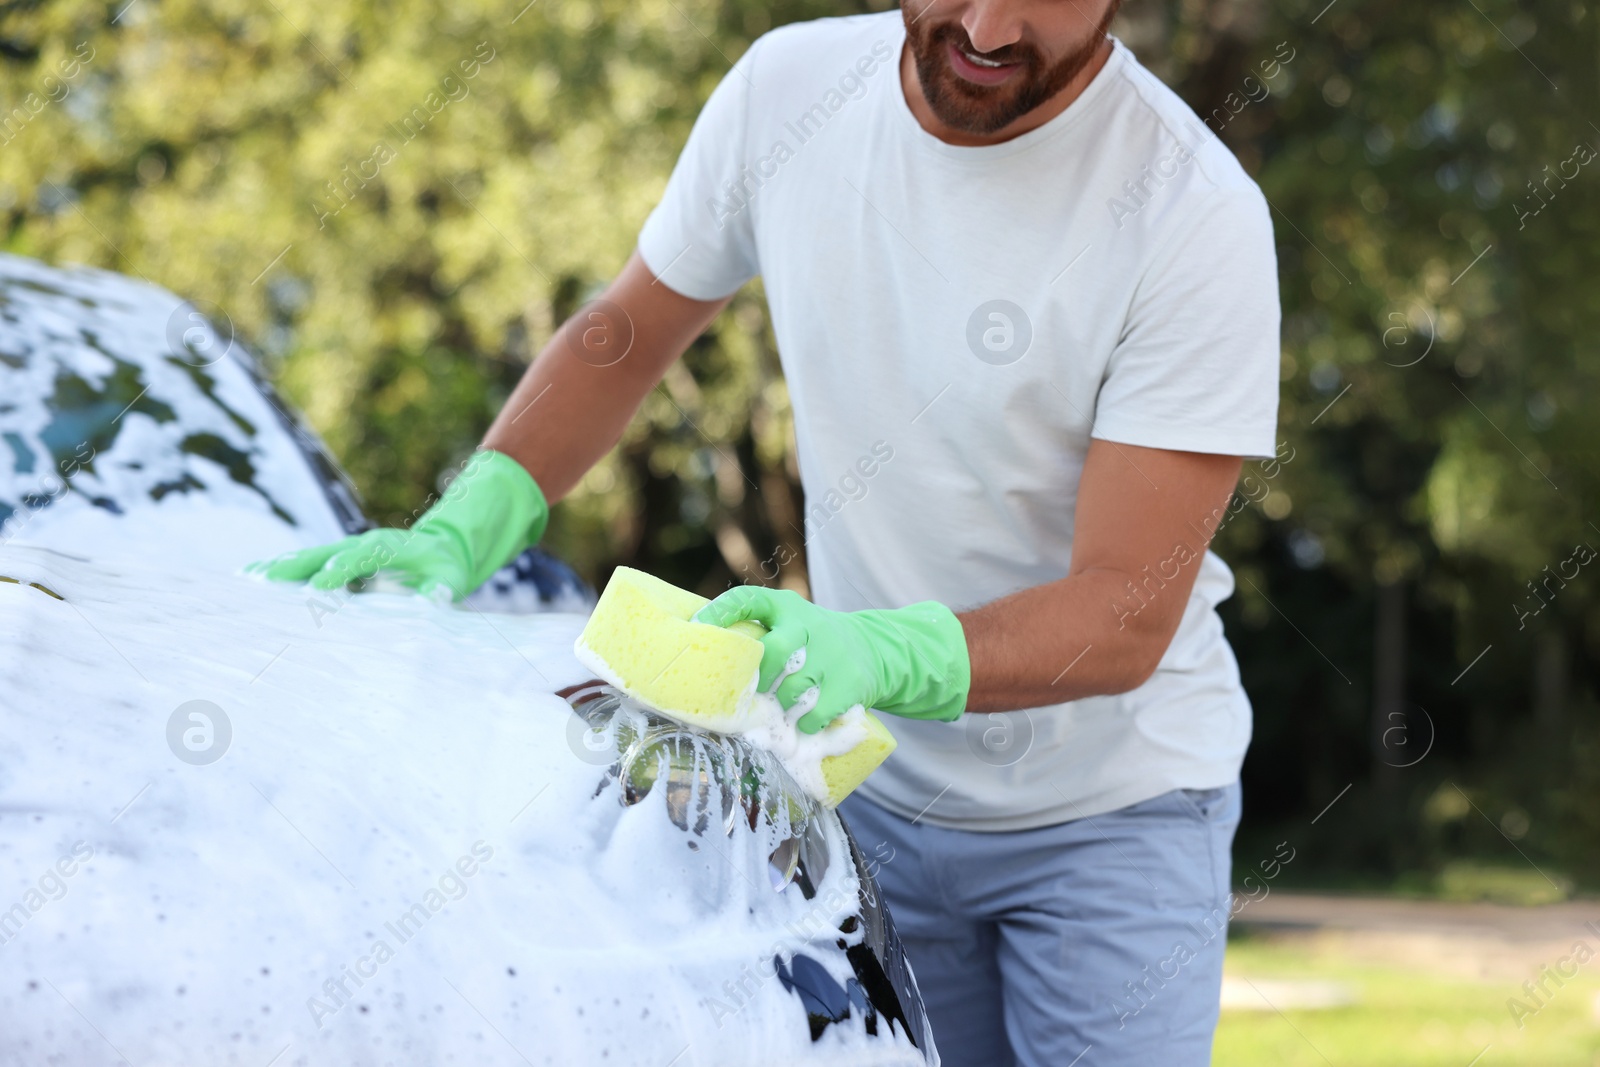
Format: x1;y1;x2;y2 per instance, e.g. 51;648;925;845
1215;933;1600;1066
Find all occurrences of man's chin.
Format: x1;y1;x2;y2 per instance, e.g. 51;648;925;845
924;82;1031;136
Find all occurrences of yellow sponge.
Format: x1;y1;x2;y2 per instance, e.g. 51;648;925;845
820;712;897;808
574;566;766;732
574;567;896;805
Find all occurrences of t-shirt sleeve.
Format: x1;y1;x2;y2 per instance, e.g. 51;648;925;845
636;44;763;301
1090;184;1282;460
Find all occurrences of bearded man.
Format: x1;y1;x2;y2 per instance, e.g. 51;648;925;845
259;2;1281;1063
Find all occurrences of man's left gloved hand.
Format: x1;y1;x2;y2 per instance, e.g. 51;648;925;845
693;586;970;734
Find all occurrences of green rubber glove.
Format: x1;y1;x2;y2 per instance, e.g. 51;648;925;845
248;449;548;601
693;586;970;734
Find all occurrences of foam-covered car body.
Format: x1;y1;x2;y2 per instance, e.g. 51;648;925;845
0;251;588;613
0;254;936;1064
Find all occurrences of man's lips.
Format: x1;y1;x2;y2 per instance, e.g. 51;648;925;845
947;41;1023;86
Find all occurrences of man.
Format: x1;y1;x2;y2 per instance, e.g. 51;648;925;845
257;1;1280;1063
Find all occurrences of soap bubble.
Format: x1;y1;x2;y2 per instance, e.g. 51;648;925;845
166;700;231;765
768;646;806;695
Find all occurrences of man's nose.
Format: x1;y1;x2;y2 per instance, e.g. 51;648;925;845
960;1;1027;55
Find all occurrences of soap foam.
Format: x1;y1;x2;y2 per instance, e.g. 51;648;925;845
0;545;926;1065
574;637;868;805
738;693;871;803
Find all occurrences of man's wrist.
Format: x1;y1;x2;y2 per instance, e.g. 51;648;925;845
460;448;549;549
494;450;550;548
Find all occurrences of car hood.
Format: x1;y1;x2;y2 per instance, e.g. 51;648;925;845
0;546;927;1065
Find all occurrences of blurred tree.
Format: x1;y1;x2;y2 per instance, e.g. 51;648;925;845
1135;0;1600;882
0;0;873;595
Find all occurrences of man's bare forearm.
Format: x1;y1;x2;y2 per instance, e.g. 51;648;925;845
957;564;1196;712
956;442;1244;714
482;253;731;502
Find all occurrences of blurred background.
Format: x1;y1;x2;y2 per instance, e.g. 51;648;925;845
4;0;1599;1059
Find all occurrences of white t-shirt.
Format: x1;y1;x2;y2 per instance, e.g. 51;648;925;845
637;12;1281;831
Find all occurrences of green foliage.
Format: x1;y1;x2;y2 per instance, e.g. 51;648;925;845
1165;0;1600;883
0;0;872;591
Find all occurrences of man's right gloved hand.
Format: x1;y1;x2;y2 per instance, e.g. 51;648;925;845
248;449;548;602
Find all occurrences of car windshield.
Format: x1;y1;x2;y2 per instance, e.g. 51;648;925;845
0;253;360;566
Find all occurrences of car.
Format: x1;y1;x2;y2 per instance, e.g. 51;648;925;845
0;251;589;614
0;253;938;1065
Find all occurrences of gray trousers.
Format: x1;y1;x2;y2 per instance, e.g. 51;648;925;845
839;783;1241;1067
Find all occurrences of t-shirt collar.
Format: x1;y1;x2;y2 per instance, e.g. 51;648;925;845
887;24;1129;161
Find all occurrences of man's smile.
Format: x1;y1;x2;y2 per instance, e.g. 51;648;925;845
947;41;1024;86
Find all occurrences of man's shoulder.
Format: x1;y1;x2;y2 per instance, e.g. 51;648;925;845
1100;41;1260;206
1081;41;1267;246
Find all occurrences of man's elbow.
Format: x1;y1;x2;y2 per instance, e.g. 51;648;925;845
1103;633;1173;695
1103;664;1156;696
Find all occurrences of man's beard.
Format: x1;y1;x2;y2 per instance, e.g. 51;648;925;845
904;5;1121;136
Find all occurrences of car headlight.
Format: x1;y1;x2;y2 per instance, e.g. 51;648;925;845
564;685;825;893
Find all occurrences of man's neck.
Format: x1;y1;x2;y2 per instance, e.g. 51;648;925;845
899;35;1114;148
